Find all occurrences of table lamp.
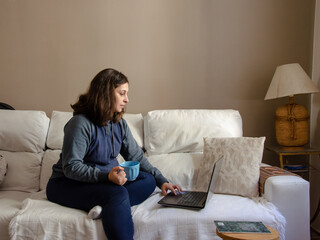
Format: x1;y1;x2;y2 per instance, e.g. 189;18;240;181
265;63;320;148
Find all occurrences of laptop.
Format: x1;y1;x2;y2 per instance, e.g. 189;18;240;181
158;156;223;209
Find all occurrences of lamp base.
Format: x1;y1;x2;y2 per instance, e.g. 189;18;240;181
275;98;309;147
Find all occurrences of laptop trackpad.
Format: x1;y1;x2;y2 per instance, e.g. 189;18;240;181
161;191;185;204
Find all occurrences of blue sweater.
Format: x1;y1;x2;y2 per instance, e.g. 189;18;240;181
50;114;168;188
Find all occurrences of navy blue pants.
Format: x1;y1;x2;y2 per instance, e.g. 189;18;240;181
46;171;156;240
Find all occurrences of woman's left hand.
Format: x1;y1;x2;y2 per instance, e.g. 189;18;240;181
161;182;182;196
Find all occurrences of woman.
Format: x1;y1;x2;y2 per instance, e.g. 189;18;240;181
46;68;181;240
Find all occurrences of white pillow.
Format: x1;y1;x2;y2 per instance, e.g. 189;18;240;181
39;150;61;190
46;111;144;150
196;137;265;198
144;109;243;155
0;110;49;153
147;152;203;191
0;151;43;193
46;111;73;150
0;155;8;185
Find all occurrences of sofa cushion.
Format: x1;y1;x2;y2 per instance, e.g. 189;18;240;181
46;111;73;150
8;193;285;240
40;150;61;191
0;151;43;193
123;113;144;148
0;110;49;153
197;137;265;197
146;152;203;191
144;109;243;155
46;111;144;150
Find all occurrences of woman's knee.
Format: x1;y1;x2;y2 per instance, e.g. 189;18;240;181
140;172;156;190
107;185;131;205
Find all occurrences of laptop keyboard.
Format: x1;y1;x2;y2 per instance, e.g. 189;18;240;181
177;192;206;206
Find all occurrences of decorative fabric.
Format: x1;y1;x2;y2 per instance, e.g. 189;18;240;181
9;192;285;240
197;137;265;197
259;166;299;194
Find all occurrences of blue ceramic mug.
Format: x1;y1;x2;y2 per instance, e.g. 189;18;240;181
120;161;140;181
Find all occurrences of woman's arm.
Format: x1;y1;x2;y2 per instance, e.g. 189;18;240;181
119;119;171;188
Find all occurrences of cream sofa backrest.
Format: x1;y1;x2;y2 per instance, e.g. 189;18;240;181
46;111;73;150
45;111;144;150
0;110;49;153
0;110;50;193
40;111;144;191
144;109;243;155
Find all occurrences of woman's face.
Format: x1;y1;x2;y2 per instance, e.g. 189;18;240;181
113;82;129;113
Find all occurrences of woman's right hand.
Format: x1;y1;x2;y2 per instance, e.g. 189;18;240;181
108;166;127;185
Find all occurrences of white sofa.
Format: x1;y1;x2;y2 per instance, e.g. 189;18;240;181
0;109;310;240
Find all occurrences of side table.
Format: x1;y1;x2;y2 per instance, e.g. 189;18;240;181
216;226;279;240
266;145;320;227
265;146;320;179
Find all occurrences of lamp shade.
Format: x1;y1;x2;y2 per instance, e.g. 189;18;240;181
264;63;319;100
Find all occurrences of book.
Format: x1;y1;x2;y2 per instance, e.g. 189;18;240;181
284;164;306;170
214;220;271;234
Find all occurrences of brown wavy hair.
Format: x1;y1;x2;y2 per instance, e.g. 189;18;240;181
71;68;129;126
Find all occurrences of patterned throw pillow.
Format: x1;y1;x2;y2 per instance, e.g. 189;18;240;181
0;155;8;185
196;137;265;197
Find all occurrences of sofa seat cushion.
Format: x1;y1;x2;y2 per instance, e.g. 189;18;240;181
146;152;203;191
0;191;31;240
133;193;285;240
9;198;107;240
144;109;243;155
8;193;285;240
0;151;43;193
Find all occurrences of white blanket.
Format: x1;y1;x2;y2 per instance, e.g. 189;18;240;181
9;191;285;240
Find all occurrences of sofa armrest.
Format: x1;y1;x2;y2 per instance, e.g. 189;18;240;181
263;175;310;240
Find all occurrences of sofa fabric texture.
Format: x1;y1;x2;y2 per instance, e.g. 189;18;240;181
46;111;73;150
0;155;7;185
0;110;49;153
144;109;243;155
198;137;265;197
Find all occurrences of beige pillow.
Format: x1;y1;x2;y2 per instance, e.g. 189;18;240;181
0;151;42;192
0;155;8;184
196;137;265;197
